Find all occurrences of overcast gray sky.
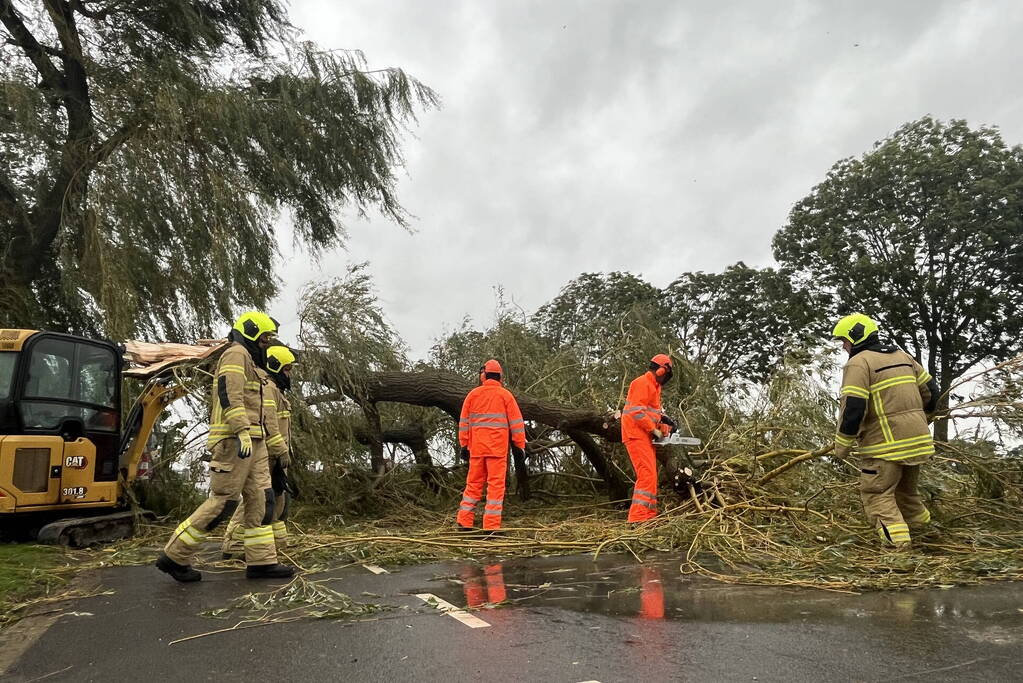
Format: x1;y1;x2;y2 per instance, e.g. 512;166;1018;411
270;0;1023;359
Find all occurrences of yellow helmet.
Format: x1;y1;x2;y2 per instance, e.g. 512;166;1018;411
266;345;296;373
233;311;277;342
832;313;879;346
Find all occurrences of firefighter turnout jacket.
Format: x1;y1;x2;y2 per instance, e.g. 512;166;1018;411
262;370;290;466
458;379;526;456
835;345;939;462
207;342;267;448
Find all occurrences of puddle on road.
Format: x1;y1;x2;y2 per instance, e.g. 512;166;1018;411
414;553;1023;635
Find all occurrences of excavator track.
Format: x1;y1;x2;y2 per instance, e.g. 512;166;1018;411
36;509;155;547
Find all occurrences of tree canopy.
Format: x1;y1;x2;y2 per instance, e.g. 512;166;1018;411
662;262;819;382
773;117;1023;436
0;0;436;339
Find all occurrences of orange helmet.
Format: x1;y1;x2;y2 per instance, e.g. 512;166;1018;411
479;359;503;383
650;354;673;382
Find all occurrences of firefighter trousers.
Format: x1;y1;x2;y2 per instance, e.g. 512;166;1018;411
164;437;277;566
625;437;658;522
457;455;507;530
222;455;290;555
860;459;930;545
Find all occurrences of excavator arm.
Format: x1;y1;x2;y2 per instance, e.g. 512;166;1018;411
118;378;190;488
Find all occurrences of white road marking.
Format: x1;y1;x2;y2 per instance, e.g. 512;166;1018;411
362;564;389;574
416;593;491;629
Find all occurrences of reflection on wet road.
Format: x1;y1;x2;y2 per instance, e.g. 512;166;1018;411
421;552;1023;641
5;553;1022;682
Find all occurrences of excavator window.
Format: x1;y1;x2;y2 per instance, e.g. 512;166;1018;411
20;338;119;433
0;352;15;399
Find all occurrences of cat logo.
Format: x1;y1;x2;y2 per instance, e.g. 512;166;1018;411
65;455;88;469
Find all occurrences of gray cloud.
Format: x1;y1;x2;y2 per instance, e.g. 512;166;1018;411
271;0;1023;357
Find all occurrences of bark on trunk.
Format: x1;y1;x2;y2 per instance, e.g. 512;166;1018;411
360;402;386;475
314;366;628;496
362;370;622;441
565;429;629;502
512;448;531;500
351;422;440;491
933;389;951;443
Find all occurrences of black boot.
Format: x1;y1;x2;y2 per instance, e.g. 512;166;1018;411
246;563;296;579
155;553;202;583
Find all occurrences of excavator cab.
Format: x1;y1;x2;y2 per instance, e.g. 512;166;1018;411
0;331;123;515
0;329;197;545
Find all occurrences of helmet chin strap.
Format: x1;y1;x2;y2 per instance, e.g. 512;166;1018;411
270;369;291;392
229;329;267;368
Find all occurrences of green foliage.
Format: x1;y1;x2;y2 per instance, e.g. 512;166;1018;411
297;263;407;393
0;0;437;339
532;272;669;360
773;117;1023;396
662;262;821;382
0;544;68;624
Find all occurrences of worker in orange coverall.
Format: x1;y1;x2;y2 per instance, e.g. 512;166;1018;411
622;354;677;522
456;359;526;531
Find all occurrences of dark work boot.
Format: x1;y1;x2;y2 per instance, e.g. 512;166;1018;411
246;563;296;579
155;552;202;583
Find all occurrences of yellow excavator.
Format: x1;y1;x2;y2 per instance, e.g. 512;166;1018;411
0;329;192;545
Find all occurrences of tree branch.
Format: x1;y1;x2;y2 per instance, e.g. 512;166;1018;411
69;0;112;20
0;0;66;91
92;119;144;166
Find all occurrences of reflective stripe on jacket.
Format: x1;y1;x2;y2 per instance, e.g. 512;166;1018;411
836;348;934;463
206;342;265;448
621;371;663;441
262;371;289;459
458;379;526;457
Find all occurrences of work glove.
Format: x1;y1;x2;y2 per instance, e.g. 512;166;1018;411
237;430;253;459
511;445;526;459
651;428;664;440
277;451;291;469
459;446;470;462
833;442;852;459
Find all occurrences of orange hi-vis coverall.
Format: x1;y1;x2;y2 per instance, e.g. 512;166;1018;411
456;379;526;530
622;371;668;522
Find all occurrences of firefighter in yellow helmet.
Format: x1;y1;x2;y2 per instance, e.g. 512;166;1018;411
156;312;295;581
832;313;940;547
222;345;297;557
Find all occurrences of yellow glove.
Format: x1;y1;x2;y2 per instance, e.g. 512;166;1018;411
237;430;253;459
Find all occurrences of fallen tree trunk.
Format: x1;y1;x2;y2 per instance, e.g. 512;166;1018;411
311;366;629;499
362;370;622;441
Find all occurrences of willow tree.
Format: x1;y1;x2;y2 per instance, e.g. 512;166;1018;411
0;0;436;339
774;117;1023;440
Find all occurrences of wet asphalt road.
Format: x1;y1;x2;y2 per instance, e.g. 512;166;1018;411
2;552;1022;682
